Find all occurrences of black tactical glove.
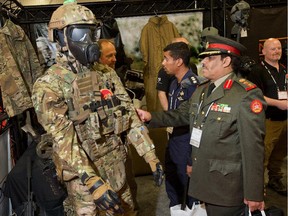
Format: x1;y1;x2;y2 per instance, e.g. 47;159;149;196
84;175;124;214
148;159;164;186
94;187;123;214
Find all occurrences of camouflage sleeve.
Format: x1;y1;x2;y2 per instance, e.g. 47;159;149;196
32;73;96;179
110;69;157;163
25;34;44;82
14;24;44;84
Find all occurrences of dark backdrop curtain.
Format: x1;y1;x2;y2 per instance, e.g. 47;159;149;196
227;6;287;64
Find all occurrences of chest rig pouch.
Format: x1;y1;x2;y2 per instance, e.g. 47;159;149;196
72;69;130;191
72;70;130;150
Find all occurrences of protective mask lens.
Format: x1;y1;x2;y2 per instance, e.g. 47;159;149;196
67;25;97;42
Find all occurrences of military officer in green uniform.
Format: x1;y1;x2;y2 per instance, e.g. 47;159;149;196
137;35;266;216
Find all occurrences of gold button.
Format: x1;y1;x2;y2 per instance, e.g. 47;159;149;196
201;111;205;115
217;117;221;120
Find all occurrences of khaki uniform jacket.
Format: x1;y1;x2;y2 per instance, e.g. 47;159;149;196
140;15;179;111
149;73;266;206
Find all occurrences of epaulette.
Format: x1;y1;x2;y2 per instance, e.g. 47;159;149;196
236;78;257;91
181;75;199;88
188;75;199;85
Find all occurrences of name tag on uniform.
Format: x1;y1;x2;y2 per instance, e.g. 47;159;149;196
278;91;287;100
190;127;202;148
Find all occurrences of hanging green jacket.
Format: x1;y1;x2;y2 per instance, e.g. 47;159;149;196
140;15;180;111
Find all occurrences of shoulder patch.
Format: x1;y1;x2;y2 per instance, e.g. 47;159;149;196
237;78;257;91
250;99;263;114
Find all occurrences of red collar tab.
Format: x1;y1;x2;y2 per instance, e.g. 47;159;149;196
223;79;233;89
209;43;241;56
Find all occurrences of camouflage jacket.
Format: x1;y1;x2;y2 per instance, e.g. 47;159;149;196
32;56;156;178
0;20;43;117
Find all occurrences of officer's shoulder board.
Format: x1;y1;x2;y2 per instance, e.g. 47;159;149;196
234;78;257;91
188;75;199;85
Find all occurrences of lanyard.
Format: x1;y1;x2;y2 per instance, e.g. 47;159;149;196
193;91;214;129
169;89;178;110
261;61;287;91
169;86;183;110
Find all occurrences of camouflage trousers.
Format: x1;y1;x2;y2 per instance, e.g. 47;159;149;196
63;178;137;216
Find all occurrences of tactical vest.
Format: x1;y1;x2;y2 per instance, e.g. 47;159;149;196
59;64;130;191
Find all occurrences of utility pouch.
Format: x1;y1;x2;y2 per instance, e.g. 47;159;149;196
113;106;130;134
113;109;123;134
100;107;114;135
86;112;101;141
0;74;33;115
94;143;127;192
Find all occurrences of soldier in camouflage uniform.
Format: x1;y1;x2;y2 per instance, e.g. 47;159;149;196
32;1;164;216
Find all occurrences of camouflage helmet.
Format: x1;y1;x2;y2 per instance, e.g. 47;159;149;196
48;1;97;42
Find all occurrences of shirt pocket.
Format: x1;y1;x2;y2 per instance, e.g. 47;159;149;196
206;111;234;138
209;159;241;176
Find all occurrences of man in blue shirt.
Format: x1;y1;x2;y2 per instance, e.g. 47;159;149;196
162;42;199;208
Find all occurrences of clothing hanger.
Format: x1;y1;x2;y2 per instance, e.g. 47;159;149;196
154;10;159;17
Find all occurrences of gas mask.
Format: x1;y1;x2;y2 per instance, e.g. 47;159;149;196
65;24;100;66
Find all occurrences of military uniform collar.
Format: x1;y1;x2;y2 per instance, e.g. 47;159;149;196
213;73;233;90
0;19;25;40
93;62;112;73
202;73;237;107
149;15;168;25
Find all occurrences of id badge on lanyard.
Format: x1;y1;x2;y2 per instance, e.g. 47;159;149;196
278;91;287;100
262;61;287;100
190;127;202;148
190;99;213;148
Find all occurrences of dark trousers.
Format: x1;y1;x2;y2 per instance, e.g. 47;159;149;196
165;147;195;208
205;203;246;216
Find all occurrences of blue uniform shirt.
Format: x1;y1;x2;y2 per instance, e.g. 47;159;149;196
167;69;198;165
